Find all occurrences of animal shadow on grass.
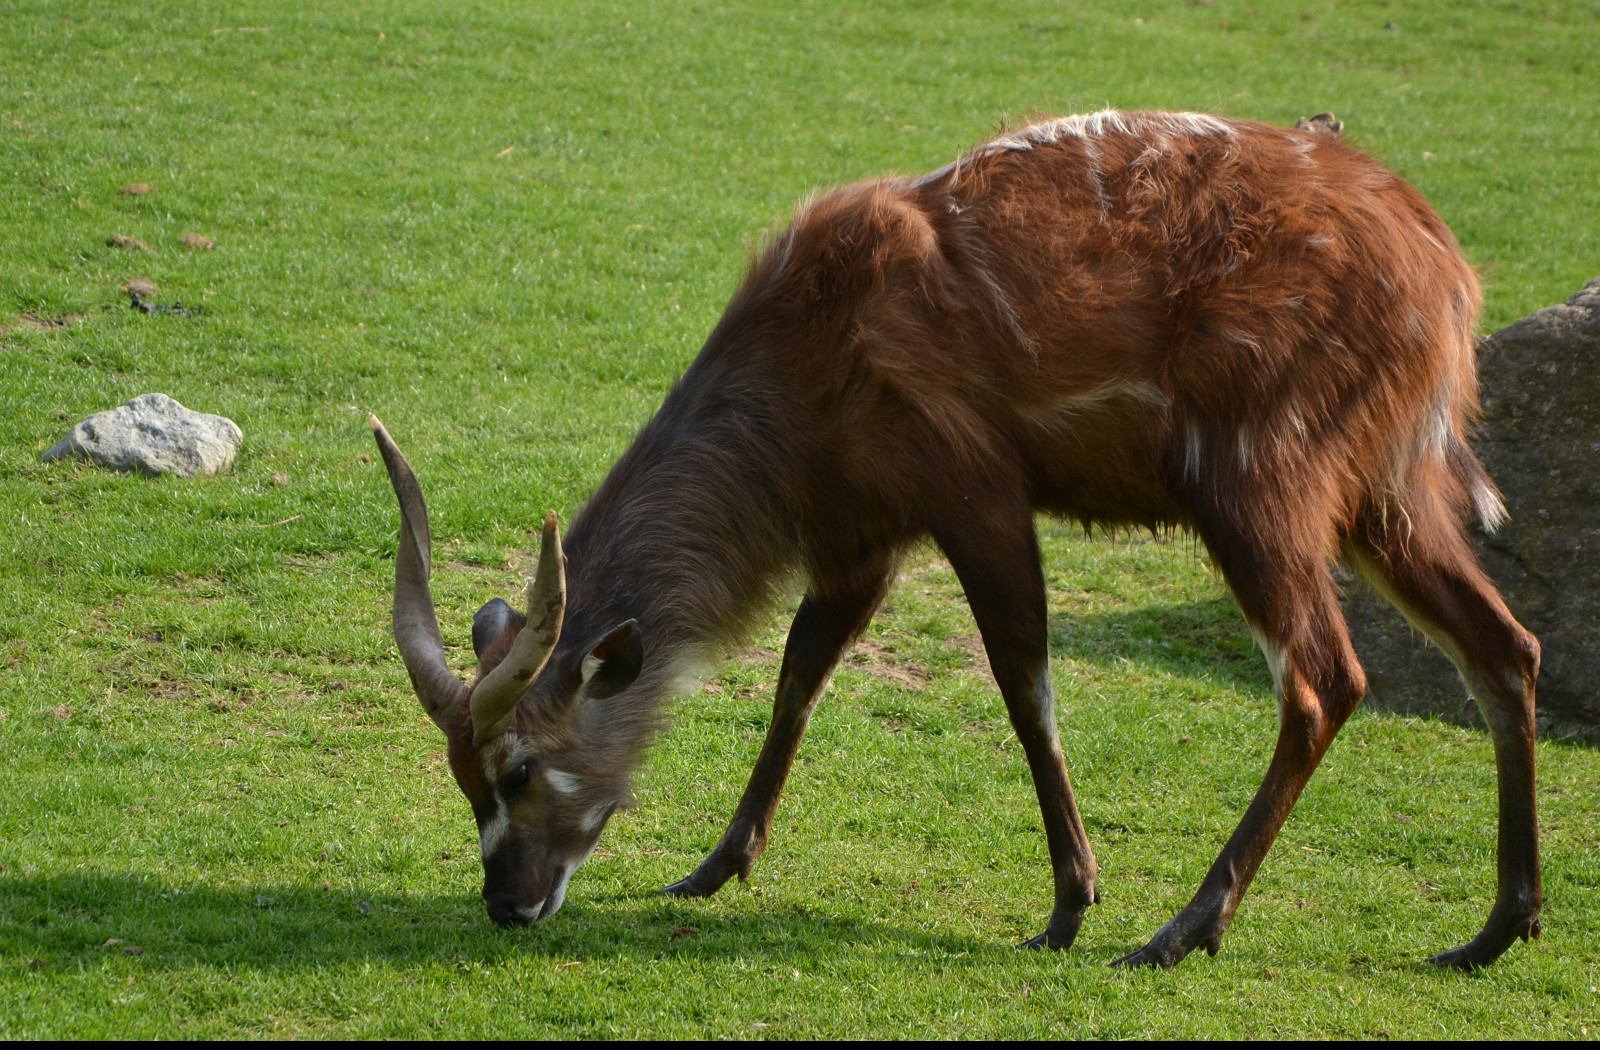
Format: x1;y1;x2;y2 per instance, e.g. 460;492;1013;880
2;872;987;974
1048;598;1271;697
1052;596;1570;743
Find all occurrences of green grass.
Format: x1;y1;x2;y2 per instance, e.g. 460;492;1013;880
4;0;1599;1038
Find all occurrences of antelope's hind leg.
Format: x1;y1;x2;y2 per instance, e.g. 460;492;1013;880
1115;494;1368;969
933;496;1098;951
1347;501;1542;969
662;556;894;898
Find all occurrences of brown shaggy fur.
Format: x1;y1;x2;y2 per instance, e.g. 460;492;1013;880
458;110;1539;968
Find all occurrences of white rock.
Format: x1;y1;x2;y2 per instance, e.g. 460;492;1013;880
42;393;242;478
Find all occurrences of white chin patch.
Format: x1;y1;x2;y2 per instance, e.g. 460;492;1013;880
542;870;573;919
542;844;599;919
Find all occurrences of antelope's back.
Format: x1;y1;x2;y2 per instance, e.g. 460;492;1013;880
722;110;1484;534
925;111;1481;528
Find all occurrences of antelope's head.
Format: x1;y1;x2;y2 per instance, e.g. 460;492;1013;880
369;416;642;927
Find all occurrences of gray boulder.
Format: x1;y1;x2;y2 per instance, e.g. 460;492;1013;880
42;393;242;478
1342;278;1600;742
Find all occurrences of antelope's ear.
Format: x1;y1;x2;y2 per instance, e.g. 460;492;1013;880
472;597;525;661
579;619;643;700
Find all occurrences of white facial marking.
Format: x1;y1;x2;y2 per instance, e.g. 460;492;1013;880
480;733;527;782
479;802;510;859
545;768;582;794
581;802;611;833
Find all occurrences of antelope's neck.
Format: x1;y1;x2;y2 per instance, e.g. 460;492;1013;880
558;369;798;667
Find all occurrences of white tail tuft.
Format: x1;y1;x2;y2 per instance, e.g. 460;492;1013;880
1473;480;1508;534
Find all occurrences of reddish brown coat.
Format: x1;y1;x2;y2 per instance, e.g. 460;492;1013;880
383;110;1539;968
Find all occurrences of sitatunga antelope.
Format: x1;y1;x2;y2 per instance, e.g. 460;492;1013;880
371;109;1539;969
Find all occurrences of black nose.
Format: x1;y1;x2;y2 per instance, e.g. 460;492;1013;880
483;892;526;928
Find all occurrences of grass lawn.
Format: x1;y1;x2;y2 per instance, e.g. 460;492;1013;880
3;0;1598;1038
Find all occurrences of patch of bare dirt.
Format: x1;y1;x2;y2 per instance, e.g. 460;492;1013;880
109;233;149;250
847;638;930;691
442;558;521;579
119;183;157;196
949;632;997;687
703;645;781;694
1;313;81;335
180;233;214;251
164;573;226;599
733;644;779;667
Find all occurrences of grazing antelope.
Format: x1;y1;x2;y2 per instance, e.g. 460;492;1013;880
371;108;1540;969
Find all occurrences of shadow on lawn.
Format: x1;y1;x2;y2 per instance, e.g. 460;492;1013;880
2;871;993;974
1048;597;1271;697
1050;598;1593;747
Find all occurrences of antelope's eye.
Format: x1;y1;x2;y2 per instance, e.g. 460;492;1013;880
504;762;531;792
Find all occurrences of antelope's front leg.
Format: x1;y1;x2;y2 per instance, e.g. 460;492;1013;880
1005;666;1100;951
935;498;1099;950
664;568;890;898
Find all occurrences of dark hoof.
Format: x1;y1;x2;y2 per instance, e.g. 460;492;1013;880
1110;912;1224;970
1427;944;1489;971
1428;915;1540;971
1111;943;1174;969
660;876;716;898
660;857;745;899
1016;906;1087;952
